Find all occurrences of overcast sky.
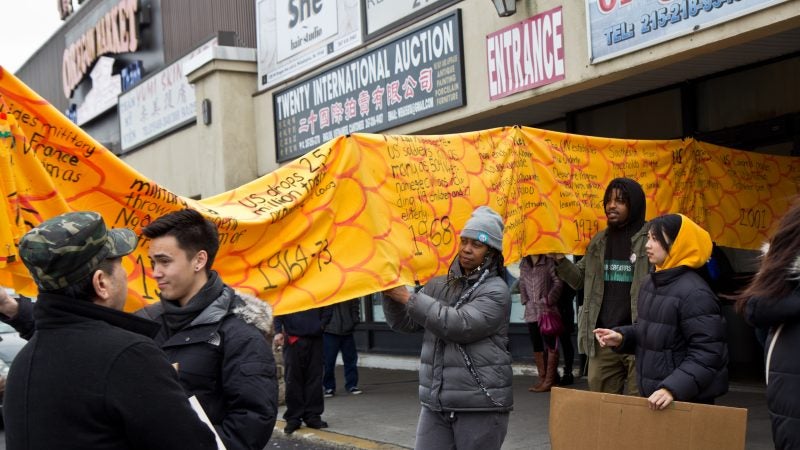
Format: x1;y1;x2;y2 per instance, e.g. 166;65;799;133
1;0;67;73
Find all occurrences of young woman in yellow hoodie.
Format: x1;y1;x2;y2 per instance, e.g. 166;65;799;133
593;214;729;409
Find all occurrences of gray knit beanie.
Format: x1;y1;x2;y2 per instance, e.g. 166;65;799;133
460;206;504;251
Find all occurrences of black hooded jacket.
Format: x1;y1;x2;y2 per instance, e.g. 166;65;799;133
137;273;278;450
746;286;800;450
598;177;647;329
616;268;729;402
555;177;652;357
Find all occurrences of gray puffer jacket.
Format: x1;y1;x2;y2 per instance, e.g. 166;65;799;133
383;260;513;412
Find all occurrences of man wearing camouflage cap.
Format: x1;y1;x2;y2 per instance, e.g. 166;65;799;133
0;212;217;450
0;209;278;450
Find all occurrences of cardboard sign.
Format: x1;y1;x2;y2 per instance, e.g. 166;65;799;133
549;388;747;450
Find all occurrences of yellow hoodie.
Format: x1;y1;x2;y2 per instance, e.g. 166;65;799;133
656;214;713;272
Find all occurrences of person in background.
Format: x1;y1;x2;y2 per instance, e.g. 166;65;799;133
1;209;279;450
322;298;363;397
551;177;650;395
736;198;800;449
519;254;563;392
1;212;217;450
274;306;333;434
594;214;728;409
383;206;513;450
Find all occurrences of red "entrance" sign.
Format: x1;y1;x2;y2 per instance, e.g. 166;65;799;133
485;6;565;101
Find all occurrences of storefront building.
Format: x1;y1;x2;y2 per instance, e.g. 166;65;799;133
15;0;800;379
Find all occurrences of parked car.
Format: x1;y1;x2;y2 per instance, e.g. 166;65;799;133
0;321;26;427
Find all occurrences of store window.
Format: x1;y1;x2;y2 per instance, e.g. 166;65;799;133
573;89;683;140
696;57;799;133
370;292;386;322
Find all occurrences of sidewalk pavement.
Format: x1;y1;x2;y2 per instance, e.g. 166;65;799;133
276;356;773;449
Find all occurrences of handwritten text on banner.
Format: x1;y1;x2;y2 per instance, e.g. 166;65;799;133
1;67;799;316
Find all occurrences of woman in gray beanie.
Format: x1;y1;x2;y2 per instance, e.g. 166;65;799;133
383;206;513;450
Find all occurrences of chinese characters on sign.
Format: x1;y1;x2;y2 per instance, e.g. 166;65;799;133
486;6;565;101
586;0;789;63
273;11;466;162
118;39;217;152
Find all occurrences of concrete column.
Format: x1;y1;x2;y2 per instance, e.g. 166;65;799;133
185;47;259;198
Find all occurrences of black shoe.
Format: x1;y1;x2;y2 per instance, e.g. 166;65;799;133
284;421;301;434
304;418;328;429
560;372;574;386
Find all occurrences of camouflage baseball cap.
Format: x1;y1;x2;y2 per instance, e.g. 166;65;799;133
19;211;137;290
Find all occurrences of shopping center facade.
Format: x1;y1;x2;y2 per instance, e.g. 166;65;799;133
15;0;800;378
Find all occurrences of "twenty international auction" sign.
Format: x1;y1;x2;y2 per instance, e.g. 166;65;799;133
273;11;466;162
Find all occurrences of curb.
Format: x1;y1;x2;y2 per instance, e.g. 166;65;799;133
276;420;412;450
356;353;538;376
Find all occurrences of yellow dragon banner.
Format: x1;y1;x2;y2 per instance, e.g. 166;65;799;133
1;68;799;314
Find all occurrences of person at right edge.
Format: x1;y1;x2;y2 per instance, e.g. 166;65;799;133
383;206;513;450
736;198;800;450
551;178;650;395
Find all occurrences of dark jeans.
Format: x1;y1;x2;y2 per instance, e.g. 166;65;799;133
283;336;324;424
323;333;359;392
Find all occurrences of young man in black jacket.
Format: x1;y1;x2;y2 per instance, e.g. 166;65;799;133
138;209;278;450
2;211;217;450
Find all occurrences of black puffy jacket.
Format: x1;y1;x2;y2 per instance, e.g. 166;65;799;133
745;287;800;450
138;286;278;450
616;267;728;402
